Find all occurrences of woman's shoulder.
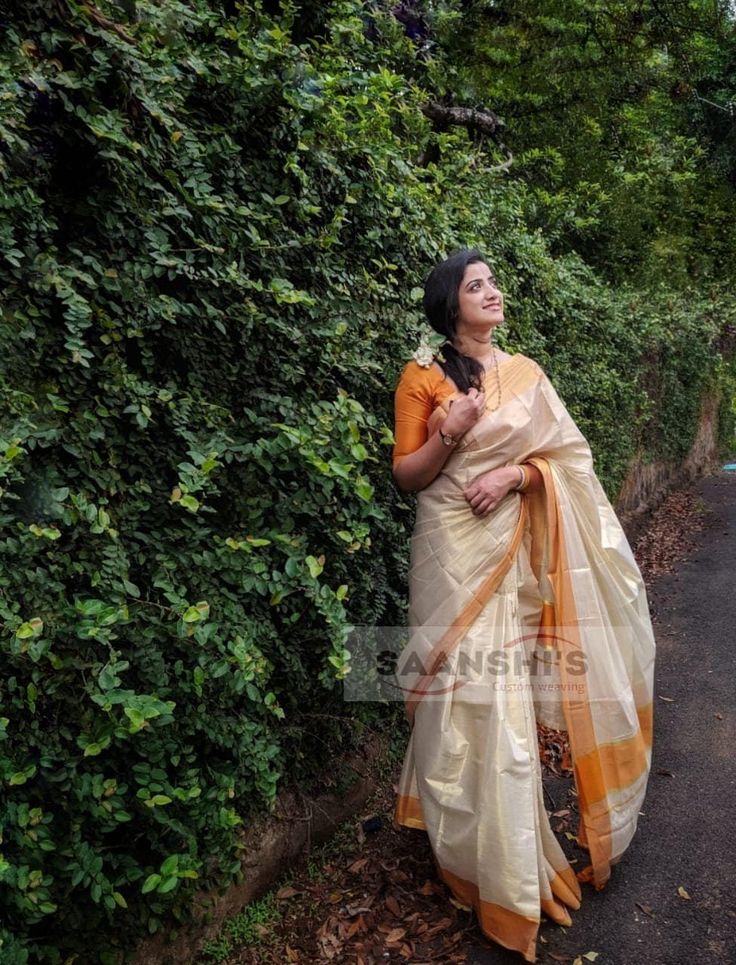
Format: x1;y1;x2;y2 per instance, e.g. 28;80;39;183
395;357;448;389
510;352;545;377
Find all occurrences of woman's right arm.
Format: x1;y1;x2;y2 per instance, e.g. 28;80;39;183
392;427;461;493
391;363;485;493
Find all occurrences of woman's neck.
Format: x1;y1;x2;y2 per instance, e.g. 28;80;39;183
453;332;496;363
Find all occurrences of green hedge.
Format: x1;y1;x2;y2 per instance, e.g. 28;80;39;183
0;2;733;961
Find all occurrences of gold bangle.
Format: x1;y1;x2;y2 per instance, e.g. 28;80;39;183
515;464;529;492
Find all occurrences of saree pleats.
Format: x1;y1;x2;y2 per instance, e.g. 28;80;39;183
394;355;656;961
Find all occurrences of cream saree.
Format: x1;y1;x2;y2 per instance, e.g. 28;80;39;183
394;354;655;962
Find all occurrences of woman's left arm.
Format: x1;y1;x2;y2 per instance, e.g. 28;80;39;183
463;462;543;517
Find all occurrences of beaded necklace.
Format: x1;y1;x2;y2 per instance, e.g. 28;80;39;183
472;335;502;412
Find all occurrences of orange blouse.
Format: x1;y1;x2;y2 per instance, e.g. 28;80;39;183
392;360;456;469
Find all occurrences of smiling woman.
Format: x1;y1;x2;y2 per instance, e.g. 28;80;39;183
391;249;656;962
392;250;542;501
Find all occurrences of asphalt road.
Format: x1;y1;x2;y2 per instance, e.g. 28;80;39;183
468;468;736;965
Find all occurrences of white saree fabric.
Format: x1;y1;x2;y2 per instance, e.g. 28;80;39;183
394;354;656;962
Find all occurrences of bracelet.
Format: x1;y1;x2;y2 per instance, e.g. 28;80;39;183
513;464;529;492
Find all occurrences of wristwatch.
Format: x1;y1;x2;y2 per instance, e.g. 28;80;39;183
439;427;458;447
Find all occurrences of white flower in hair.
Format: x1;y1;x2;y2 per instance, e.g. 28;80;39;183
412;339;434;368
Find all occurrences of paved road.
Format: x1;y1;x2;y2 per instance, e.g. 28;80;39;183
468;469;736;965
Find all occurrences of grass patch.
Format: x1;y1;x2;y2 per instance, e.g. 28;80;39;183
198;892;281;963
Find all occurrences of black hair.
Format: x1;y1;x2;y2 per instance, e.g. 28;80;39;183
422;248;490;393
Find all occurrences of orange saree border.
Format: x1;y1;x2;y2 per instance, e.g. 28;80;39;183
527;456;652;889
394;792;426;830
395;795;583;959
438;866;539;963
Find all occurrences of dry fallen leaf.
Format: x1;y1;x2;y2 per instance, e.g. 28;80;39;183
636;900;654;917
385;894;402;916
424;916;453;938
658;695;675;702
584;953;600;962
286;945;299;962
276;885;301;899
677;886;692;900
656;768;675;777
345;902;372;917
348;857;369;873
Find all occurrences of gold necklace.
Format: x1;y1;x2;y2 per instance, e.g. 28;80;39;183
482;343;502;412
457;334;503;410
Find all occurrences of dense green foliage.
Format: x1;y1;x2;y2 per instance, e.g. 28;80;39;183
0;1;734;961
430;0;736;284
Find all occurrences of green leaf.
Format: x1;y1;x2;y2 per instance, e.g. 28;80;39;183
355;480;374;501
306;555;323;578
141;874;161;894
160;854;179;875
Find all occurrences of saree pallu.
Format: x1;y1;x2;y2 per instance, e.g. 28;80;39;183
394;354;656;962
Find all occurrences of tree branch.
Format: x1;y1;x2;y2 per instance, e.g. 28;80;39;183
420;101;513;171
421;101;505;137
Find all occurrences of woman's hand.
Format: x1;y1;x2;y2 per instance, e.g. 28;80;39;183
393;387;493;495
463;466;519;517
442;387;486;439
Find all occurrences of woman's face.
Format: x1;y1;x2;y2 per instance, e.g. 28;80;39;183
455;262;504;332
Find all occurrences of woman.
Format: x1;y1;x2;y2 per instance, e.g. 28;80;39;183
391;249;656;962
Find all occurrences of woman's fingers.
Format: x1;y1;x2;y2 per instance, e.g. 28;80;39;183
470;494;499;515
466;479;503;515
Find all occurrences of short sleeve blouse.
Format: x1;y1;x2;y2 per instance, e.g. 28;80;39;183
392;360;456;469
